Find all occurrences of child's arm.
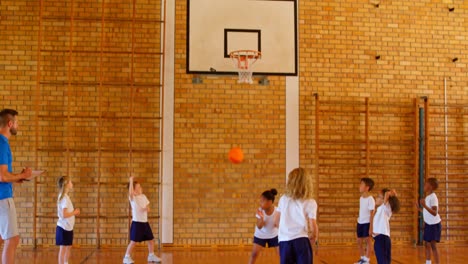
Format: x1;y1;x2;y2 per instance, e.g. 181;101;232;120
273;211;280;228
62;207;80;218
128;175;135;200
419;198;438;216
139;195;150;212
308;218;318;244
255;209;265;229
368;209;375;236
415;201;423;213
384;189;397;204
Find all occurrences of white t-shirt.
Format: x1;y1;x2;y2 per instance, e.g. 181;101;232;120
276;195;317;242
372;203;392;237
130;194;150;222
254;207;279;239
57;194;75;231
358;196;375;224
423;193;441;225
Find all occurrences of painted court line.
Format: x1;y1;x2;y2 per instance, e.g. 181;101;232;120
80;249;97;264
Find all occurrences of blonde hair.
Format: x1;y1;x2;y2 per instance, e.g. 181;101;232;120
285;167;312;200
57;176;70;203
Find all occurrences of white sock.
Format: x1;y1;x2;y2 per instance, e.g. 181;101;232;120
149;252;155;256
363;256;369;261
426;261;431;264
361;256;365;260
125;254;130;257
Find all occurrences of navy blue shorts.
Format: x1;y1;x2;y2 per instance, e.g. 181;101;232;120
374;234;391;264
56;226;73;246
130;221;154;242
357;223;370;238
253;236;279;248
424;222;442;243
279;237;313;264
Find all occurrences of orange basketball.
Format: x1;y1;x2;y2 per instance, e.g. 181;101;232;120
228;147;244;164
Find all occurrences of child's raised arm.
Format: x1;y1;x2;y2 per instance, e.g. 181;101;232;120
128;175;135;199
384;189;397;204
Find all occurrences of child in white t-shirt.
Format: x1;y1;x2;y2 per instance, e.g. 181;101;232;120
372;188;400;264
355;177;375;264
275;168;318;264
56;176;80;264
248;188;279;264
416;178;442;264
123;176;162;264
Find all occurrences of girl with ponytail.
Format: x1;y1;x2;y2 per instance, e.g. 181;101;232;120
56;176;80;264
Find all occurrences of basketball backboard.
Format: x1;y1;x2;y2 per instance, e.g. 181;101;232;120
187;0;298;76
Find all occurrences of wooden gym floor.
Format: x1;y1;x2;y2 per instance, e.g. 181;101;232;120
10;244;468;263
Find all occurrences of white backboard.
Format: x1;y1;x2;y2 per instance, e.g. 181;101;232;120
187;0;298;75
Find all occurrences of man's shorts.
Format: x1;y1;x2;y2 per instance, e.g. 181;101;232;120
0;198;19;240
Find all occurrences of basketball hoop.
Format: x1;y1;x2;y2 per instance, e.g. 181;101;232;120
229;50;261;84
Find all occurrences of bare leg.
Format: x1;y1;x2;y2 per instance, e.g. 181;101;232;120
357;238;364;258
125;241;136;256
425;241;431;262
431;241;439;264
58;245;66;264
148;239;155;254
64;246;71;263
248;243;263;264
365;237;372;258
2;235;20;264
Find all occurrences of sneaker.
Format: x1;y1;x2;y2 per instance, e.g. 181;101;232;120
354;259;365;264
123;255;135;264
148;254;162;263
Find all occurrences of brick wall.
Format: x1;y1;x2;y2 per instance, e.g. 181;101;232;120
298;0;467;245
1;0;162;247
0;0;466;247
0;0;39;246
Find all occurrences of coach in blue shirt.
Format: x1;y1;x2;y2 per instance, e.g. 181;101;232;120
0;109;32;264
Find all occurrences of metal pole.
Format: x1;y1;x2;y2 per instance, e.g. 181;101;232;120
444;77;449;240
418;107;424;245
314;93;319;199
33;0;44;249
365;98;369;177
424;98;429;180
413;98;419;245
159;0;168;249
96;0;106;248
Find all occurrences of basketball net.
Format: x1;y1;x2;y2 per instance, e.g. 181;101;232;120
230;50;261;84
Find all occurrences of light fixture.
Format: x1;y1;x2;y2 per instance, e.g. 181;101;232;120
192;75;203;84
259;76;270;86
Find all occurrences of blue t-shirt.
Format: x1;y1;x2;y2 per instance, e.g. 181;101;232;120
0;134;13;200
